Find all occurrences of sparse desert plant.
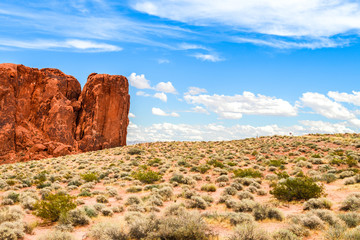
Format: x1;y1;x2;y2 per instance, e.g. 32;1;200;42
233;169;263;178
34;192;76;222
89;221;129;240
132;169;161;184
340;194;360;211
228;223;270;240
201;184;217;192
271;177;324;201
272;229;299;240
339;212;360;228
80;172;98;182
153;211;215;240
66;208;90;226
38;230;74;240
303;198;332;210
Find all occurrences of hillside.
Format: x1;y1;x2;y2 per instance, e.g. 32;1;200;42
0;134;360;240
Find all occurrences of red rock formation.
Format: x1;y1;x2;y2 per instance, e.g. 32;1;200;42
0;63;130;164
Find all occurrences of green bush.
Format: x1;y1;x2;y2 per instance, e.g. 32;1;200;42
132;170;161;184
234;169;263;178
34;193;76;222
201;184;216;192
271;177;324;201
128;148;143;155
80;172;98;182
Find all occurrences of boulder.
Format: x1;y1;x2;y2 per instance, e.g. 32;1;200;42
0;63;130;164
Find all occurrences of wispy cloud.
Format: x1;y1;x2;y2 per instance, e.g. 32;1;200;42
0;39;122;52
132;0;360;48
193;53;223;62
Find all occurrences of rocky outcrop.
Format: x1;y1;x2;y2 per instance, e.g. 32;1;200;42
0;63;130;164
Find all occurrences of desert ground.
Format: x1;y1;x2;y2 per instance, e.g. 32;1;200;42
1;133;360;240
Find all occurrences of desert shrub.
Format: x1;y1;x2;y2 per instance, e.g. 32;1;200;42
153;211;215;240
126;186;142;193
339;171;355;179
34;192;76;222
339;212;360;228
125;196;142;205
80;172;98;182
291;214;324;230
215;175;229;183
270;177;324;201
344;226;360;240
96;195;109;203
186;196;208;209
232;200;258;213
252;205;283;221
0;221;24;240
3;191;19;203
237;191;254;200
89;222;129;240
198;165;211;174
101;208;114;216
128;214;159;239
67;208;90;226
311;209;338;226
222;187;237;196
38;230;75;240
158;186;173;200
228;212;254;226
287;224;309;238
321;173;337;183
234;169;263;178
132;170;161;184
19;191;38;210
128;147;143;155
303;198;332;210
340;194;360;211
0;206;24;223
230;182;244;191
201;184;216;192
228;223;270;240
83;206;98;218
272;229;299;240
207;159;225;168
325;225;346;240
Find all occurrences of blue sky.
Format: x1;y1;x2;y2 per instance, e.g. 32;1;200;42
1;0;360;142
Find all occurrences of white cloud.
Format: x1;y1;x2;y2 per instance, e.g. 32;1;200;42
136;91;151;97
132;0;360;39
158;59;170;64
300;92;356;120
193;53;223;62
0;39;122;52
185;87;207;95
192;106;209;114
152;107;179;117
328;91;360;106
184;91;297;119
178;43;207;50
129;73;152;89
154;92;168;102
300;120;354;134
155;81;177;93
127;120;356;142
129;113;136;118
233;37;346;49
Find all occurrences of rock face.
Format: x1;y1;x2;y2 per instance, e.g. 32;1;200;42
0;63;130;164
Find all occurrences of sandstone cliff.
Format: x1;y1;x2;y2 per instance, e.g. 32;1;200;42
0;63;130;163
